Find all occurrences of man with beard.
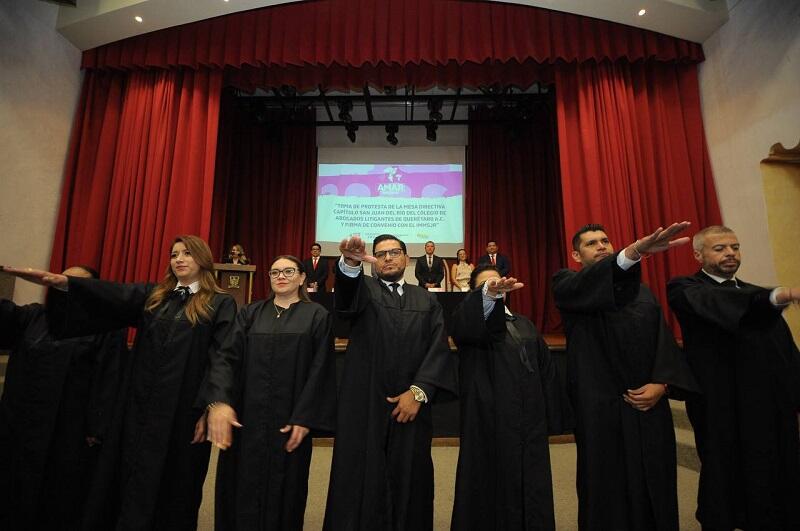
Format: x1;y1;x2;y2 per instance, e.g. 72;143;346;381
668;225;800;531
552;222;699;531
0;266;126;530
323;234;457;531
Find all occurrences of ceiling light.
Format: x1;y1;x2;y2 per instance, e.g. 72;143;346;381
134;16;143;23
426;123;438;142
337;100;353;123
345;123;358;143
427;99;443;122
638;9;646;16
385;125;399;146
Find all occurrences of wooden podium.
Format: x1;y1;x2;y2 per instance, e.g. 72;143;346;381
213;263;256;308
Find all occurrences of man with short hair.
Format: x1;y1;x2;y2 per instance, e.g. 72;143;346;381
323;234;457;531
668;225;800;531
0;266;127;530
477;240;510;277
414;240;445;289
303;242;329;292
552;222;699;531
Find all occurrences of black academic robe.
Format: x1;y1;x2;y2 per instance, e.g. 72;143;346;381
47;278;236;531
323;266;458;531
0;300;126;531
303;257;330;293
552;254;698;531
667;272;800;530
199;299;337;531
414;255;445;287
450;289;561;531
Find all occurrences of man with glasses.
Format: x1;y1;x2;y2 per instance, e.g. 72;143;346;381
323;234;457;531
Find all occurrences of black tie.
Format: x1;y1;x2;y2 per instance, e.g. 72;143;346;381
720;279;737;289
175;286;192;301
389;282;402;305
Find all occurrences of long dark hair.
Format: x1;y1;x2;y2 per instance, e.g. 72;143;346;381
145;235;225;326
269;255;311;302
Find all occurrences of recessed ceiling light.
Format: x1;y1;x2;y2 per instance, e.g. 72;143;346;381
134;16;143;23
638;9;646;16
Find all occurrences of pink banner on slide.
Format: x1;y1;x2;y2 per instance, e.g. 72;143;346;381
318;164;462;198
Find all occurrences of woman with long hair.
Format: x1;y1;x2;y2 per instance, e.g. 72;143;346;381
225;243;250;265
204;255;337;530
2;235;236;530
450;248;474;292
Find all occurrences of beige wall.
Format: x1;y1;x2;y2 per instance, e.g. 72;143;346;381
0;0;82;304
698;0;800;285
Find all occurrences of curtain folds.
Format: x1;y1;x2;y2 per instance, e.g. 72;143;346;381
554;61;721;331
466;105;566;333
209;100;318;301
50;68;223;283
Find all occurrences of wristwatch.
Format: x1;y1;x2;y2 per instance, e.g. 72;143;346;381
409;385;427;403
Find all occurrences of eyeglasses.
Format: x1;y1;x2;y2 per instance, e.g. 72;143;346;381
268;267;297;279
374;248;404;260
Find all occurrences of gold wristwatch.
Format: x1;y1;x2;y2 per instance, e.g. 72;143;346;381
409;385;427;403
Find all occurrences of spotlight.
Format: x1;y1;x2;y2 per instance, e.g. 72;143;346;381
346;123;359;143
337;100;353;123
427;99;443;122
385;124;399;146
425;122;438;142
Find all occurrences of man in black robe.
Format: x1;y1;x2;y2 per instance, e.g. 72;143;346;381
323;234;457;531
552;222;699;531
667;225;800;531
450;265;564;531
0;266;127;531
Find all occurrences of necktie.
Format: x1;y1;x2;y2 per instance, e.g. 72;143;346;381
428;256;432;268
313;258;318;270
175;286;192;302
491;254;496;265
720;279;738;288
389;282;402;305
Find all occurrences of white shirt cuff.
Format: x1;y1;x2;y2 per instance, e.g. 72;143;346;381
338;256;362;278
616;251;641;271
770;288;790;307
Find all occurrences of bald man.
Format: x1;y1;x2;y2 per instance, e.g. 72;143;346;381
0;266;127;530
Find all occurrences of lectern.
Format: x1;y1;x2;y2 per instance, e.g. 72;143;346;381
213;263;256;308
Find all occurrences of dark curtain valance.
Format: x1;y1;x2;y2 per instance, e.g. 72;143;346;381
83;0;704;87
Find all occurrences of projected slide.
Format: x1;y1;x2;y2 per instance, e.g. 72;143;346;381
316;164;464;246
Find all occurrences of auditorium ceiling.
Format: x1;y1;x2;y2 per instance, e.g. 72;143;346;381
52;0;731;51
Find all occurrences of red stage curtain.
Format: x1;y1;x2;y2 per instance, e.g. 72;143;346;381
555;61;721;331
209;98;318;300
50;68;223;282
466;105;566;333
82;0;703;89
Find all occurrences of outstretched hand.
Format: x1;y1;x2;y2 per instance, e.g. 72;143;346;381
484;277;524;297
627;222;691;258
0;266;68;289
339;237;377;266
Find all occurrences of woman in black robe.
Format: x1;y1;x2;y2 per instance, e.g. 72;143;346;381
204;255;337;531
450;265;561;531
2;235;236;531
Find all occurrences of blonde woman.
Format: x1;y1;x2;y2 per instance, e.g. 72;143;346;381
3;235;236;531
450;248;474;292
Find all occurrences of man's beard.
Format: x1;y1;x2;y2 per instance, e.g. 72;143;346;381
376;268;405;282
